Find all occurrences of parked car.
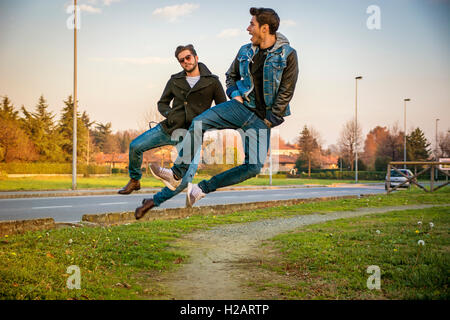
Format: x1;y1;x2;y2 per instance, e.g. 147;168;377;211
385;169;415;190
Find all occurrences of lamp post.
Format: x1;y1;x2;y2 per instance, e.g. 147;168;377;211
435;118;440;159
355;76;362;183
72;0;78;190
403;98;410;169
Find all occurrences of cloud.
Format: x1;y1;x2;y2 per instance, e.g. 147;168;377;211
217;28;245;38
102;0;120;6
152;3;200;22
91;56;172;65
281;19;296;27
79;4;102;14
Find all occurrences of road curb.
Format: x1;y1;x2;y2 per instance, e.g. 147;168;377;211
82;194;368;226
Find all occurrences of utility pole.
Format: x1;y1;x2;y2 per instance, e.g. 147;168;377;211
355;76;362;183
403;98;411;169
72;0;78;190
435;118;440;159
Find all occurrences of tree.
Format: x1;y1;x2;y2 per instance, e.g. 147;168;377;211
116;130;134;153
374;123;405;171
57;95;88;162
362;126;389;170
81;111;96;164
296;125;320;176
21;95;64;162
376;123;404;162
0;117;38;162
0;96;19;121
407;127;431;161
337;119;363;171
92;122;113;152
436;130;450;158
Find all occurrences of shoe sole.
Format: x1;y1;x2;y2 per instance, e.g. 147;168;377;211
149;165;179;191
186;183;193;208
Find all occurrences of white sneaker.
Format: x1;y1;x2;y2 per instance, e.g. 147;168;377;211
186;183;205;207
149;163;181;191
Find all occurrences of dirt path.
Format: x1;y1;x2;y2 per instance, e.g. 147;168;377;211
159;204;446;300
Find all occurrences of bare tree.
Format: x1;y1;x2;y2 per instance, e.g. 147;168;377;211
436;130;450;158
138;105;164;132
337;119;363;171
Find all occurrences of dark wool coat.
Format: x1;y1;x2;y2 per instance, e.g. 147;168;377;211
158;62;226;135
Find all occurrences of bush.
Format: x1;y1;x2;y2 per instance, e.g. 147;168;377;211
0;162;110;175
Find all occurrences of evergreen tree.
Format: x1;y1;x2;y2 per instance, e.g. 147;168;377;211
407;127;431;161
21;95;64;161
296;125;320;177
92;122;113;152
0;96;19;121
57;95;88;162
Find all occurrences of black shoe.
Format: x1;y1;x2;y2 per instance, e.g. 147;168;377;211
118;179;141;194
135;198;155;220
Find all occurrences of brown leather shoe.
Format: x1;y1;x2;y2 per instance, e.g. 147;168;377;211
118;178;141;194
135;198;155;220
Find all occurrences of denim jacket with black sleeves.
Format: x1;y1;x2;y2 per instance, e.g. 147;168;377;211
225;32;298;125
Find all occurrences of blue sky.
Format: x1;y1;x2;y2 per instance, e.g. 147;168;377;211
0;0;449;147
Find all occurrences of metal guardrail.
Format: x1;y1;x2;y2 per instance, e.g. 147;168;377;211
386;161;449;194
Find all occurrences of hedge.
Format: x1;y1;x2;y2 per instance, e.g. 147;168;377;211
0;162;110;174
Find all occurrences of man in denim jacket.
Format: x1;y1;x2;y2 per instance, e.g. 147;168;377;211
136;7;299;219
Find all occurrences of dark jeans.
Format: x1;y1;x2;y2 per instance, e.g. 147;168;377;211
169;99;271;194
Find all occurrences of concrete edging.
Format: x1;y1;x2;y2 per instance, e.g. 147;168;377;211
0;218;56;237
82;194;367;226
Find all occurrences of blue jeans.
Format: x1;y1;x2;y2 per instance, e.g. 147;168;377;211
156;99;270;199
129;124;188;207
128;124;178;180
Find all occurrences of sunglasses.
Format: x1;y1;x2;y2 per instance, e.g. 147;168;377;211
178;54;193;63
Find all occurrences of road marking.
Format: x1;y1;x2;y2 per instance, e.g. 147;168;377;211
99;202;128;206
32;205;73;210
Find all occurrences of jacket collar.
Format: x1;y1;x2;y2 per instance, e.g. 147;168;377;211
172;62;213;79
172;62;217;92
250;32;290;55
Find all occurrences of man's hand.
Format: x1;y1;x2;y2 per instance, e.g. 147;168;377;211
233;96;244;104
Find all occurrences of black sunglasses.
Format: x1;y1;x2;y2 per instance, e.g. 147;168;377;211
178;54;193;63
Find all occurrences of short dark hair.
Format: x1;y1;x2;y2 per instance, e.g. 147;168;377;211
249;7;280;35
174;44;197;59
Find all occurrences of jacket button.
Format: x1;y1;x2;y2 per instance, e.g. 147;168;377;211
184;102;187;105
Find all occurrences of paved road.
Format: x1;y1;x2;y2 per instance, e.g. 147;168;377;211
0;185;386;223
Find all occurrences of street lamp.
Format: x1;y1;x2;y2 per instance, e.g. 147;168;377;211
435;118;440;159
355;76;363;183
403;98;410;169
72;0;78;190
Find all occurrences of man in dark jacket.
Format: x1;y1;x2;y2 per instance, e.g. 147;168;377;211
136;8;298;219
118;44;226;198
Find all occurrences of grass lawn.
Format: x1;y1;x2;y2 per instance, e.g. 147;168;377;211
258;206;449;299
0;174;381;191
0;188;448;299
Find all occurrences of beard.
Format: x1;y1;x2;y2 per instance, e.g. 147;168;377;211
183;60;198;73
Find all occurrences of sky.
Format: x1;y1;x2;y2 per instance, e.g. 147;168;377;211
0;0;449;148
